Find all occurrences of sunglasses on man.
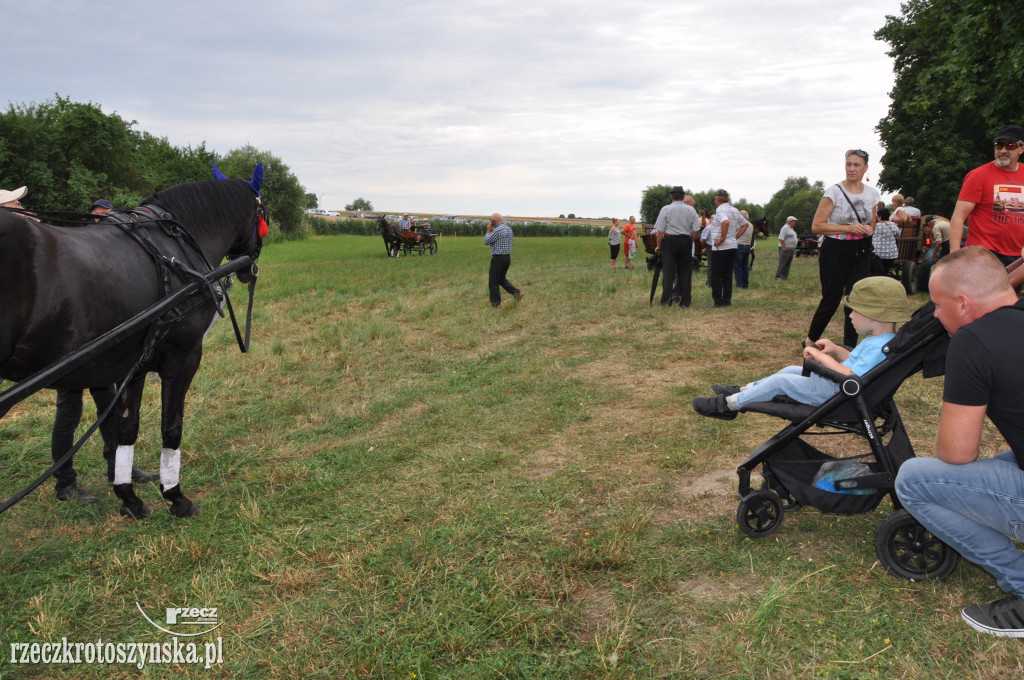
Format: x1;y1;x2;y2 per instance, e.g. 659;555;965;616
994;141;1022;151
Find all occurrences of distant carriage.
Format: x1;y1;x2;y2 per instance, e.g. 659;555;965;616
376;217;438;257
888;215;929;295
794;233;819;257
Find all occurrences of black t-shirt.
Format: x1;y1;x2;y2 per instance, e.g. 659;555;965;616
943;299;1024;468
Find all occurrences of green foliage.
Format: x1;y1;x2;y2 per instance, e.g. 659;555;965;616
689;189;717;216
305;192;318;210
567;212;576;219
0;96;136;211
345;197;373;211
763;177;826;232
639;184;674;224
0;96;304;228
874;0;1024;210
641;185;765;225
217;144;307;237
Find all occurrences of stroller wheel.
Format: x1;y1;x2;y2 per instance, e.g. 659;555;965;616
736;490;784;538
875;509;959;581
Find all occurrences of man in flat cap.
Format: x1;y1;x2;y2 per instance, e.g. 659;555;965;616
652;186;701;306
949;125;1024;265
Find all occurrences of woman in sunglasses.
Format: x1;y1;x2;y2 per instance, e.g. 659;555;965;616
804;149;882;349
948;125;1024;267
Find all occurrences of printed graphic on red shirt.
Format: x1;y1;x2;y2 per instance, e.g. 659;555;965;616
994;184;1024;214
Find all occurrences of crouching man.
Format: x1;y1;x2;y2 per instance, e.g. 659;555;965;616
895;246;1024;637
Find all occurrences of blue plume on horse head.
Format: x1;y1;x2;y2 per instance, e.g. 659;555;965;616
248;163;263;196
211;162;264;196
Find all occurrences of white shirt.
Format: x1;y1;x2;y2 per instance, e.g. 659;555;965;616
653;201;701;236
779;224;798;249
709;203;748;251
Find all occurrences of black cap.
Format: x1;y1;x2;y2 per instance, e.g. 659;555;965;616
994;125;1024;143
669;186;685;195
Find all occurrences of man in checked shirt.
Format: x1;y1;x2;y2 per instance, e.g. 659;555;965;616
484;213;524;307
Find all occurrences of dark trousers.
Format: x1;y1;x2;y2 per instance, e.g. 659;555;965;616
871;256;895;276
488;254;520;306
776;247;794;279
734;244;752;288
711;249;737;306
52;387;118;487
808;237;871;347
660;235;692;306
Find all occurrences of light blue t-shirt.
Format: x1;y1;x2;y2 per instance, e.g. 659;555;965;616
840;332;894;375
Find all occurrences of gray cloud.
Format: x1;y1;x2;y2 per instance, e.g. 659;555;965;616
4;0;905;217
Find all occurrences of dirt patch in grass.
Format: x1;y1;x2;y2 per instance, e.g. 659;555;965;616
677;467;737;498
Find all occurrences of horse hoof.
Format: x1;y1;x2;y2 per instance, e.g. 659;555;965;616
119;503;152;519
169;499;201;518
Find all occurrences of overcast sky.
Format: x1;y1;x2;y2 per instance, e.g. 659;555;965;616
5;0;906;217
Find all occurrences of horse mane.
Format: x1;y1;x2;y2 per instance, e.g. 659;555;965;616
143;179;255;232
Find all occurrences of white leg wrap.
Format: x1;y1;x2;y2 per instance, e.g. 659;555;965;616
114;445;135;485
160;448;181;489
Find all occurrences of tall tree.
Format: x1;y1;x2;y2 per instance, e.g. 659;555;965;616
875;0;1024;213
217;144;306;235
639;184;674;224
763;177;825;232
345;197;373;211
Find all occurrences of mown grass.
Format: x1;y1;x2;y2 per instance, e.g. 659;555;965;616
1;234;1020;678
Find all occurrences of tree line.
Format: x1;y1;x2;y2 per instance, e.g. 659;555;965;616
0;96;307;236
639;182;822;234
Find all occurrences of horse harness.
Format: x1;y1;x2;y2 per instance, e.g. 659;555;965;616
104;203;262;359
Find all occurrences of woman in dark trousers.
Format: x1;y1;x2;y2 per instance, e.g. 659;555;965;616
805;149;882;348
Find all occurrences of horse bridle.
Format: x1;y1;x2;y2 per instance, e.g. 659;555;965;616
226;198;267;274
220;197;268;353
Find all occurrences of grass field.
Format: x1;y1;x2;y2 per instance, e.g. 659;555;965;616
1;234;1020;679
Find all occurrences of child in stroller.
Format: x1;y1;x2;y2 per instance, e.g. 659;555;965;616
692;276;910;420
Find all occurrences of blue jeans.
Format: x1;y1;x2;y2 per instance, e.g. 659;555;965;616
732;365;840;410
734;244;751;288
896;451;1024;598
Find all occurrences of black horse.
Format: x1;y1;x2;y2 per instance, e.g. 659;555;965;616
376;216;402;257
0;169;266;518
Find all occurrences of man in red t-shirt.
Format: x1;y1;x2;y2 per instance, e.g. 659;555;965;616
949;125;1024;265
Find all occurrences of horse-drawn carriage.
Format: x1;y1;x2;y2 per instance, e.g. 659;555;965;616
640;224;705;272
377;217;438;257
794;233;819;257
888;216;928;295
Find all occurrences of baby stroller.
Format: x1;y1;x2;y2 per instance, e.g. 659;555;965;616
732;302;958;581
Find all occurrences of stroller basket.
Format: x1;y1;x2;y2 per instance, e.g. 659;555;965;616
767;439;884;515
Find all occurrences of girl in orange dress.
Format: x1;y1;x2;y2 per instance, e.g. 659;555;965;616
622;216;638;269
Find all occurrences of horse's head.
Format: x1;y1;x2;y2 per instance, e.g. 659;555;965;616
216;164;268;284
143;166;267;284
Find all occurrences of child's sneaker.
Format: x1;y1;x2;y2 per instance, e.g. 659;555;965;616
692;395;737;420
